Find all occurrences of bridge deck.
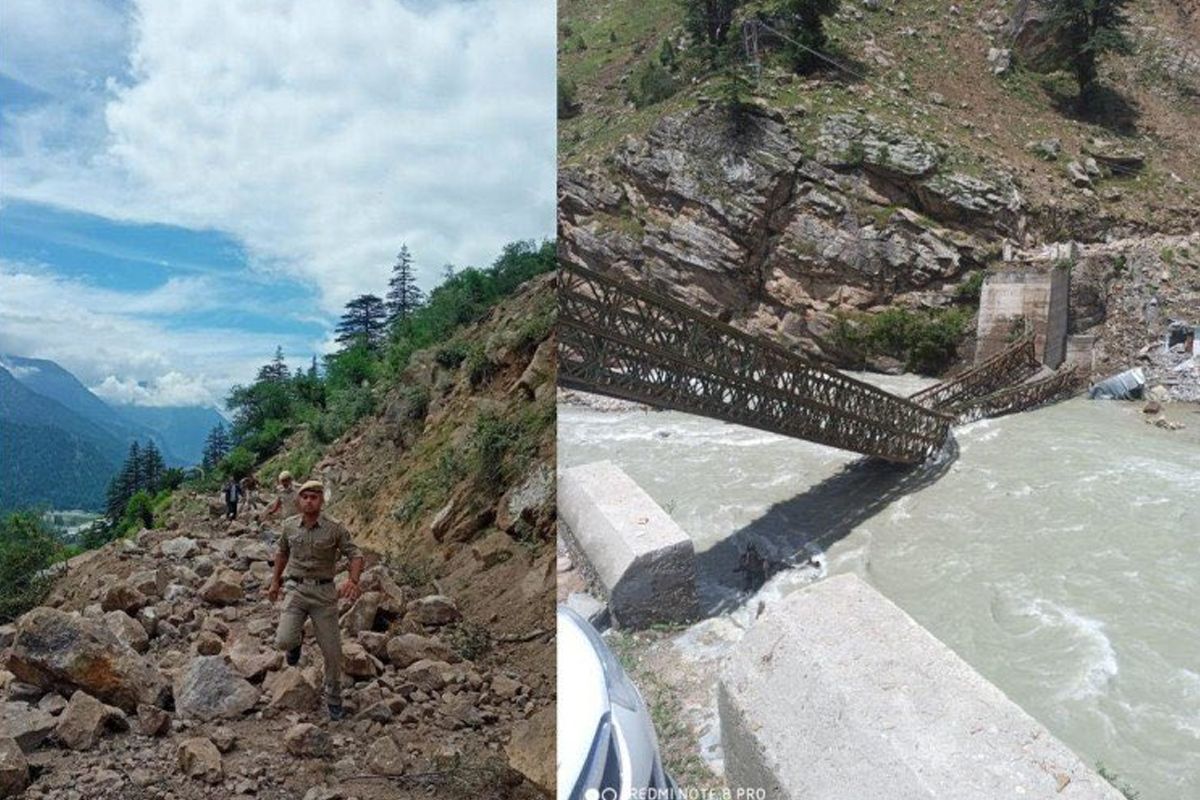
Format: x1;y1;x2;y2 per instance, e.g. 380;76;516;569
908;334;1042;412
558;264;952;464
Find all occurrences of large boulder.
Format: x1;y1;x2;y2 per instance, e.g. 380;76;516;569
100;583;147;614
161;536;198;559
367;734;407;775
0;701;56;752
406;595;461;626
403;659;450;692
54;691;128;751
177;737;223;784
386;634;455;669
506;706;554;796
104;610;150;654
284;723;332;758
0;737;28;798
229;639;282;681
200;570;245;605
5;607;169;712
266;668;319;711
174;656;260;720
1010;0;1070;72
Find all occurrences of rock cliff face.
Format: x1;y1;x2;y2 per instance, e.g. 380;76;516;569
561;104;1006;362
0;276;556;800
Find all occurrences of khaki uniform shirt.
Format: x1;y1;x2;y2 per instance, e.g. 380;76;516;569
278;514;361;580
277;486;299;517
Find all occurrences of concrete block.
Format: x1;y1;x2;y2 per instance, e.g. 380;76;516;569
558;462;696;628
719;573;1123;800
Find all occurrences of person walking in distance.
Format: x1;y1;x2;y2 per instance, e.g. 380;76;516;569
223;476;242;520
264;480;363;720
264;470;298;519
239;473;259;506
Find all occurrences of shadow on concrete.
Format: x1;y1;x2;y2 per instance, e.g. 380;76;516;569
694;436;959;616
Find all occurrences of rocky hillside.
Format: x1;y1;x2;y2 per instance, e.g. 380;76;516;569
560;0;1200;378
0;275;556;799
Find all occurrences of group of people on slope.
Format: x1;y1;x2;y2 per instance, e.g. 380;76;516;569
217;469;364;720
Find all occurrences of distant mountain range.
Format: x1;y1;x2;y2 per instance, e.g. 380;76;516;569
0;355;226;512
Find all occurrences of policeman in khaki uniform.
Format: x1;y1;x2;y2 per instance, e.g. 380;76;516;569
264;470;298;519
265;479;363;719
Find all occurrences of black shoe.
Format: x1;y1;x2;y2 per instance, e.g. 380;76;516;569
286;646;301;666
328;703;345;721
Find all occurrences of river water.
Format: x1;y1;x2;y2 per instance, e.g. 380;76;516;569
559;381;1200;800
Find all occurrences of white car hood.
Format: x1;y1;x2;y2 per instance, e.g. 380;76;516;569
557;607;609;799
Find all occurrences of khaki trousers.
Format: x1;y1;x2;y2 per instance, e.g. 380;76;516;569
274;580;342;704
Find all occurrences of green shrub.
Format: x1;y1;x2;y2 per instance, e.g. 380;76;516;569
435;341;469;369
558;76;581;119
956;270;986;302
627;59;677;109
402;384;431;421
513;300;556;353
121;490;155;533
386;556;435;589
392;447;468;524
445;620;492;661
265;441;321;485
470;412;518;487
834;307;970;376
315;384;375;443
220;446;257;479
466;344;498;388
0;511;61;623
659;37;678;70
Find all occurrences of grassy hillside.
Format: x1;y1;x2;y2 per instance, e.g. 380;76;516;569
560;0;1200;234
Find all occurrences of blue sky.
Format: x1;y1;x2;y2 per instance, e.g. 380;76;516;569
0;0;555;409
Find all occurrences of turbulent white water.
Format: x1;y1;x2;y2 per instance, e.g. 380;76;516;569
559;384;1200;800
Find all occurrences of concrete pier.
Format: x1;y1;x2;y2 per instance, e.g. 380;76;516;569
558;461;696;627
719;573;1122;799
977;266;1069;367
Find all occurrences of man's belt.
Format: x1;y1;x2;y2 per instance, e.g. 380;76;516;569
288;577;333;585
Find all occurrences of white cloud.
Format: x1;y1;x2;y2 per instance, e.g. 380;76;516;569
90;372;215;407
2;0;556;312
0;261;322;408
0;0;130;96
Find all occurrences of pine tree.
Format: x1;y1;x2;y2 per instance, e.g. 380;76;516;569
385;246;425;326
140;441;166;492
681;0;740;54
335;294;387;352
1042;0;1132;109
256;346;291;383
775;0;841;73
105;442;142;520
202;423;231;470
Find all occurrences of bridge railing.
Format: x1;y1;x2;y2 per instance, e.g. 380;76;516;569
949;366;1085;424
558;263;952;464
908;334;1040;411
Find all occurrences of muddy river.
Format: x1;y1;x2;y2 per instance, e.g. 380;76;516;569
559;382;1200;800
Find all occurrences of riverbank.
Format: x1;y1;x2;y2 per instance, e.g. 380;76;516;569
558;388;1200;800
